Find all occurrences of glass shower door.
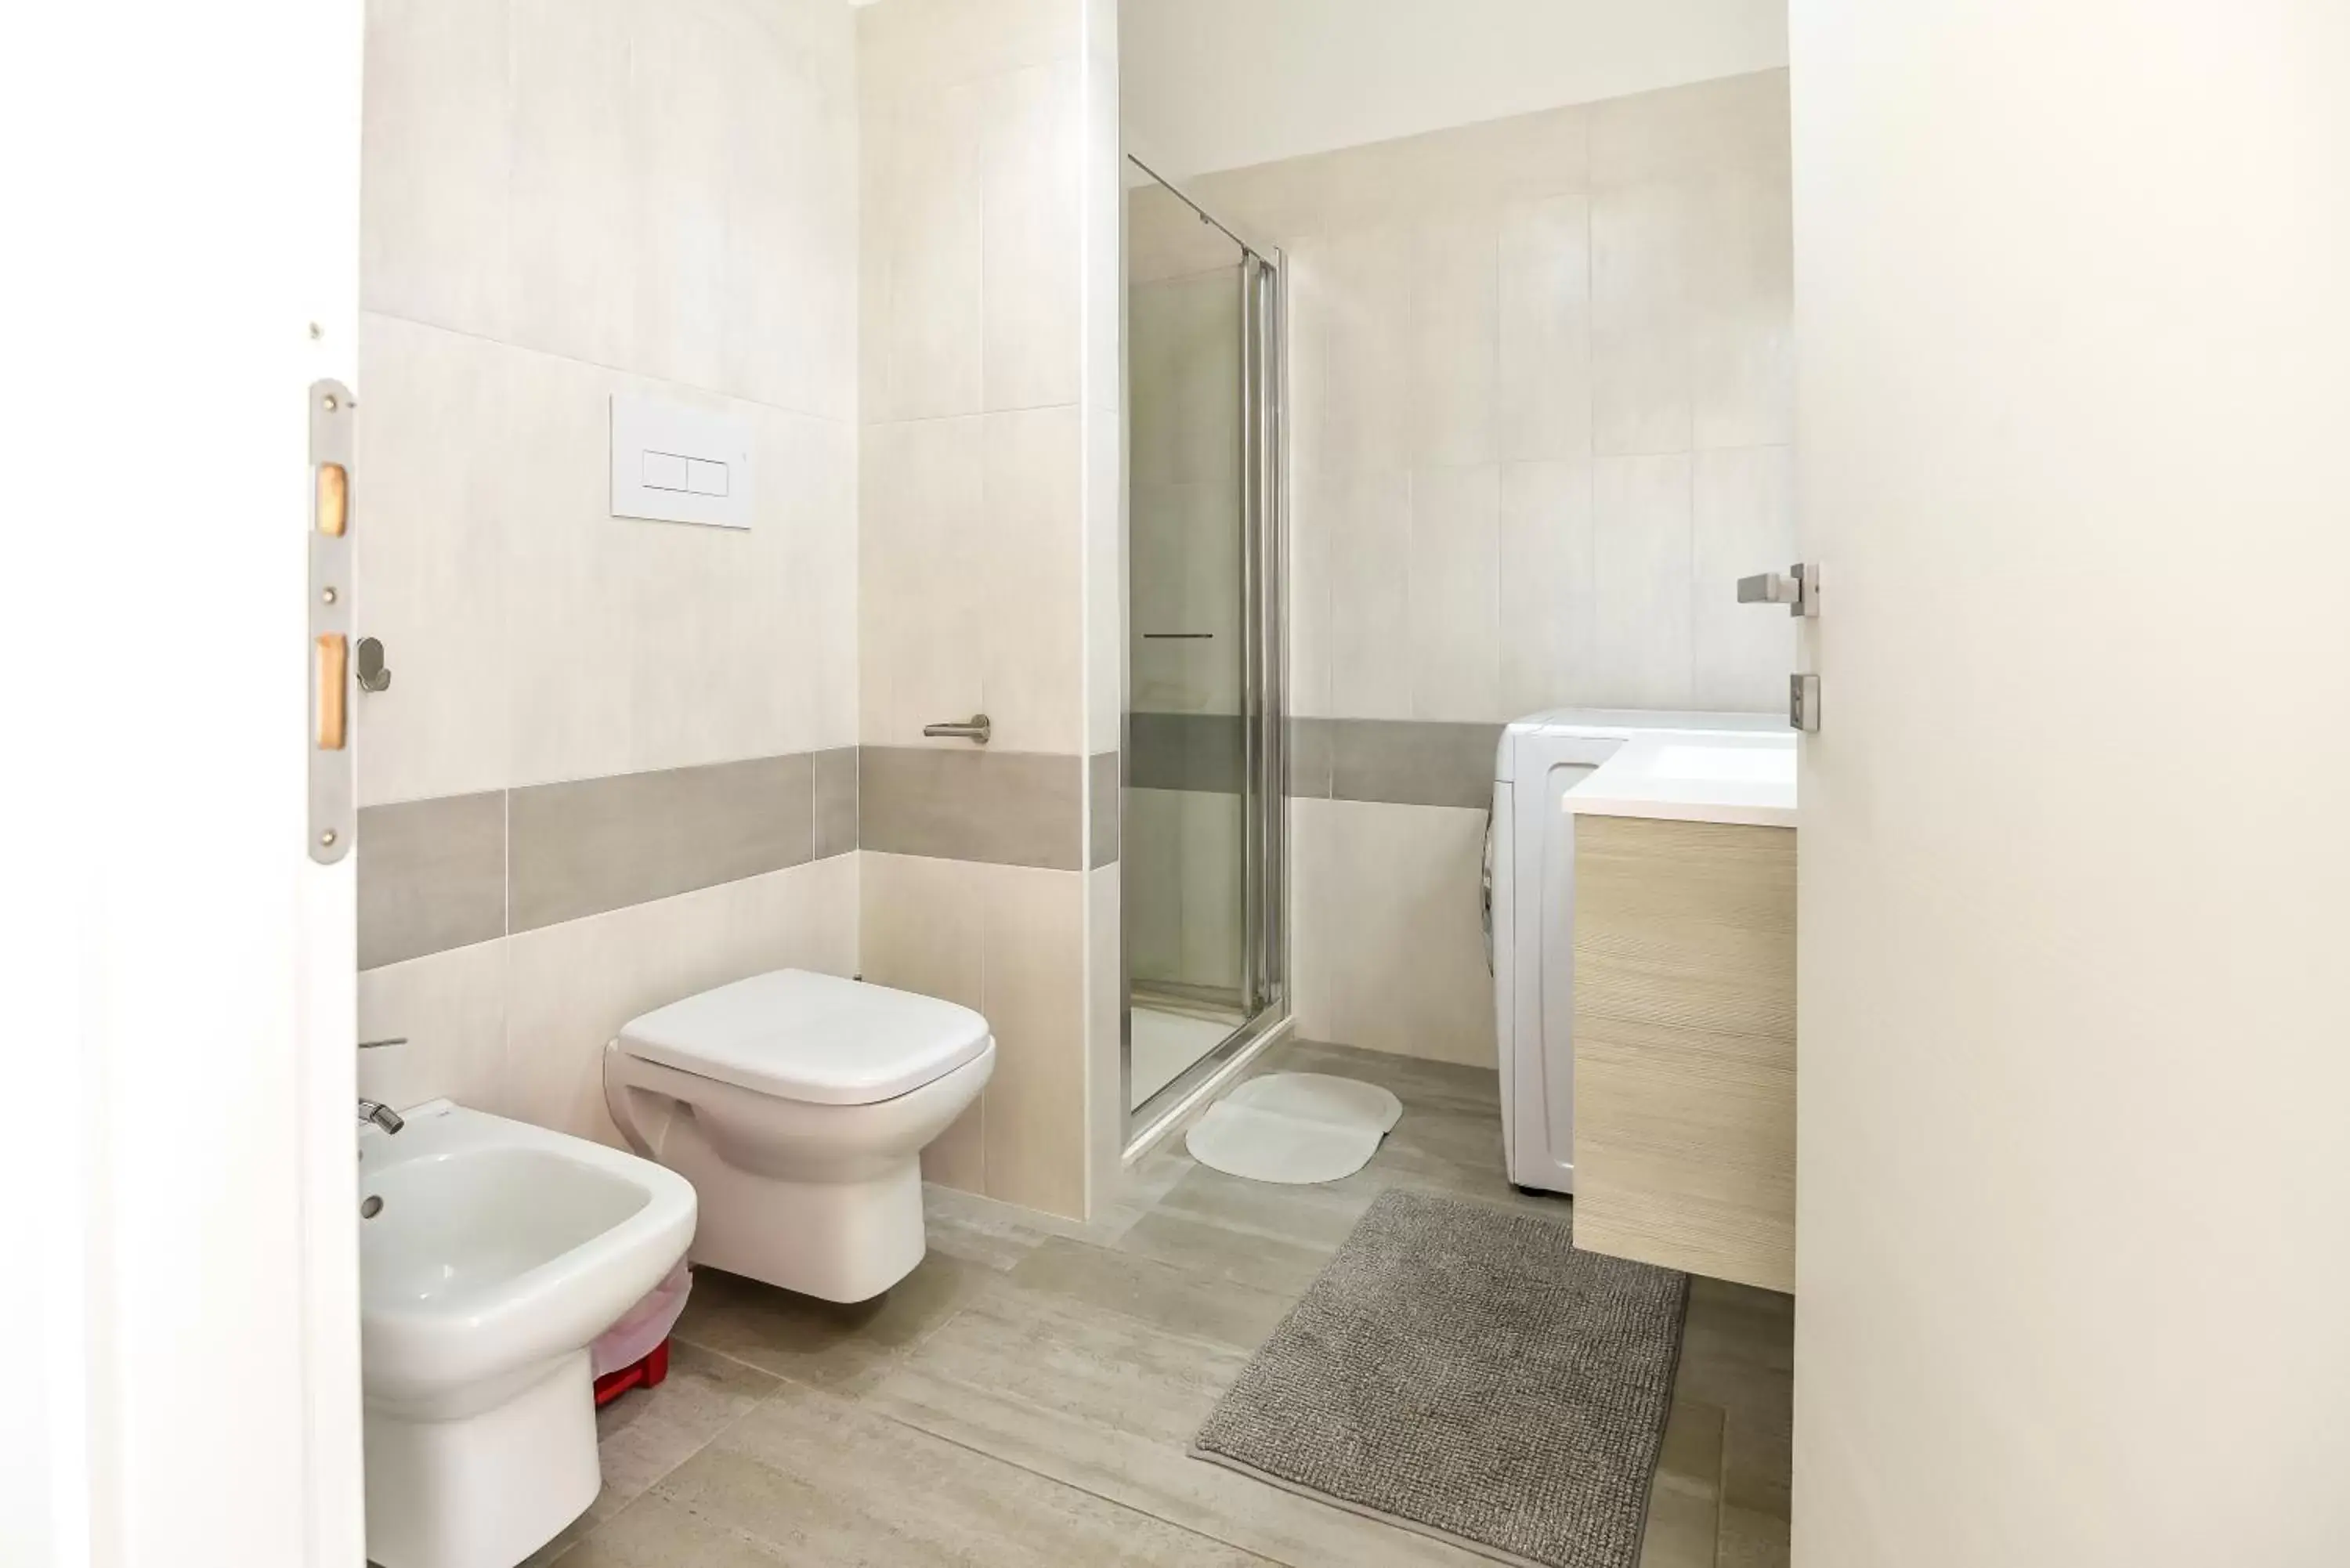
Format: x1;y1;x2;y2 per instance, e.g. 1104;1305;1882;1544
1123;159;1285;1126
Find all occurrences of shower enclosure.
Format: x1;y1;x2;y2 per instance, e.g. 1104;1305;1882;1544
1122;157;1286;1136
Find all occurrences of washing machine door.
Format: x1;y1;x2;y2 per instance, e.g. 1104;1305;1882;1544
1500;732;1622;1194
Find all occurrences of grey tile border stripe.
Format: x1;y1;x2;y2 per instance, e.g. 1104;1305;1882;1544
360;749;855;970
814;747;859;860
509;753;816;933
1287;717;1502;809
1088;750;1121;869
1129;710;1245;795
859;746;1086;871
360;742;1123;970
357;791;508;970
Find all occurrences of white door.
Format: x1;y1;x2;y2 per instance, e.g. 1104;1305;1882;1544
0;2;367;1565
1789;4;2350;1564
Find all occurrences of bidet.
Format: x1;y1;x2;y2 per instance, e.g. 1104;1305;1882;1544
358;1100;694;1568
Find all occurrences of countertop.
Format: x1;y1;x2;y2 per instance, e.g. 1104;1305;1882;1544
1563;729;1798;829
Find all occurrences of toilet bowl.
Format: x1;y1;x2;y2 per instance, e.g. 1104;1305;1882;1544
603;968;994;1303
358;1100;695;1568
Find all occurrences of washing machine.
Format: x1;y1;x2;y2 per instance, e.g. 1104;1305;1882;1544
1486;708;1785;1194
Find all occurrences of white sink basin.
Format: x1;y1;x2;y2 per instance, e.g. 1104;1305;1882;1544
359;1100;694;1568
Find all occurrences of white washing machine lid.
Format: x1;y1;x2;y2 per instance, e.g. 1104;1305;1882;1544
615;969;992;1107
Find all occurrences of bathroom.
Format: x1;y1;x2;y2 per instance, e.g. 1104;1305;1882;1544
339;0;1796;1561
16;2;2347;1567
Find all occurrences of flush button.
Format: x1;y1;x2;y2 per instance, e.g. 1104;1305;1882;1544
684;457;729;497
642;450;690;491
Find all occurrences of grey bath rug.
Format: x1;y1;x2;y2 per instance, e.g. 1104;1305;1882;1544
1191;1189;1688;1568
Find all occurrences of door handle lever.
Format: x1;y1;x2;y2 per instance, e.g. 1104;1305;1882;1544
1737;562;1819;618
922;714;992;745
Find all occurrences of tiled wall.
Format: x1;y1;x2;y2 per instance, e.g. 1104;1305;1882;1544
854;0;1124;1218
1188;71;1796;1066
353;0;863;1139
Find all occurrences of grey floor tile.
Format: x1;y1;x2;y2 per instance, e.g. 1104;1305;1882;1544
1640;1402;1724;1568
1115;1201;1354;1299
1007;1235;1296;1351
671;1254;991;1396
1716;1506;1791;1568
559;1037;1793;1568
588;1341;781;1522
923;1182;1108;1273
866;1280;1488;1568
656;1380;1279;1566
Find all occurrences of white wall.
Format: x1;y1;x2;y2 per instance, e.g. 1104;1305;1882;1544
1791;2;2350;1563
1123;0;1786;179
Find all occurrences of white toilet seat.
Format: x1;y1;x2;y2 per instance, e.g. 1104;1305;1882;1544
602;970;993;1304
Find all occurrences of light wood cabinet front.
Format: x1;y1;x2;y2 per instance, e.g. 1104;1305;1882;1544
1572;815;1796;1294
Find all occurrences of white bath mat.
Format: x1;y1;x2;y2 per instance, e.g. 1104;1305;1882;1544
1185;1073;1405;1185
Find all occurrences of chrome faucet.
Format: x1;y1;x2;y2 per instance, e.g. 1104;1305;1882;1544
358;1099;405;1134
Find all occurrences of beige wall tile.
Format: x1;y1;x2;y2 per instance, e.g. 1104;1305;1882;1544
1083;405;1125;752
1409;211;1500;469
1289;798;1495;1068
360;0;514;338
1083;862;1123;1208
1589;70;1790;193
978;865;1089;1217
500;348;859;786
1592;453;1695;708
859;416;987;748
1080;45;1123;418
1500;460;1597;716
355;314;512;807
496;0;859;414
1408;464;1503;720
1499;194;1595;463
859;851;987;1013
858;0;1079;102
1590;180;1693;457
1691;446;1796;714
1285;463;1336;720
982;61;1085;411
1308;227;1414;473
862;850;990;1194
1324;468;1415;719
982;406;1085;753
503;855;858;1147
862;80;987;422
1688;166;1795;452
357;939;510;1116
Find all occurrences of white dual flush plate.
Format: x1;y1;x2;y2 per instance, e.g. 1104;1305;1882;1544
609;394;754;529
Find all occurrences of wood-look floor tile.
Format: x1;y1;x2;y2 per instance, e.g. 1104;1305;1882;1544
924;1181;1108;1273
1716;1505;1791;1568
555;1490;785;1567
866;1274;1491;1568
1639;1400;1724;1568
589;1340;780;1518
671;1254;991;1396
1007;1236;1296;1349
656;1380;1279;1566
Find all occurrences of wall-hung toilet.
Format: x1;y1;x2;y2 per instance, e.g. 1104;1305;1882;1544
603;968;994;1302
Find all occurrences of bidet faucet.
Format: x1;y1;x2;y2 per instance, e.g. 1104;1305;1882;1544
359;1099;405;1134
